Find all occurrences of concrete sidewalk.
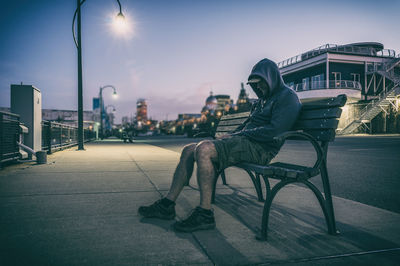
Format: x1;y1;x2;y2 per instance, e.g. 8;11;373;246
0;140;399;265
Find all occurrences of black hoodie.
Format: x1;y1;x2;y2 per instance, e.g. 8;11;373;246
231;58;301;154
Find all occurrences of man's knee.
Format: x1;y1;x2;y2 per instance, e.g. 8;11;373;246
194;141;217;161
181;143;196;161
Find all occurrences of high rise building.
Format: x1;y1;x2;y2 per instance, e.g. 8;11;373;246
136;98;148;122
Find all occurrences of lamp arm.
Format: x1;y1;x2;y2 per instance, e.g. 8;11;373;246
73;0;124;49
101;85;117;94
72;0;87;49
116;0;122;14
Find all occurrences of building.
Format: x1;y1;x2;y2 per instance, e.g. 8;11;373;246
236;82;252;112
122;116;134;125
136;98;148;122
201;91;232;118
278;42;400;134
42;109;96;129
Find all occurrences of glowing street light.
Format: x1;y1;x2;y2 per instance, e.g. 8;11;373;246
112;13;127;34
72;0;126;149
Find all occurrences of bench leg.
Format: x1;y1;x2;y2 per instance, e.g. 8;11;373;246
244;170;264;202
320;163;339;235
261;174;271;196
258;179;295;241
303;179;337;235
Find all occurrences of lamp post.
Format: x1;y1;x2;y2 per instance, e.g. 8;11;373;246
72;0;125;149
99;85;117;139
106;105;116;135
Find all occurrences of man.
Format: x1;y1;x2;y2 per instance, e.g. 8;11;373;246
138;58;301;232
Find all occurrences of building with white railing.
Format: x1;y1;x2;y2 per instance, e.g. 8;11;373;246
278;42;400;134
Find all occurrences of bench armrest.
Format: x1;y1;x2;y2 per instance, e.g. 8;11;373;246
273;130;324;171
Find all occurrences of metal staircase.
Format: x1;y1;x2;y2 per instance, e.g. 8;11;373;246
339;60;400;135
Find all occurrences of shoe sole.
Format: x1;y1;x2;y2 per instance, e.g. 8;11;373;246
138;210;176;220
173;223;216;232
144;214;175;220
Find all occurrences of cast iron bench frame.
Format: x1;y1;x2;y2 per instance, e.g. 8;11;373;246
211;94;347;240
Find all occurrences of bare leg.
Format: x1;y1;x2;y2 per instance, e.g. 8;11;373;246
165;143;196;201
194;140;218;210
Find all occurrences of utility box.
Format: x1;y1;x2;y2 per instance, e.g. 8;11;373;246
11;85;42;155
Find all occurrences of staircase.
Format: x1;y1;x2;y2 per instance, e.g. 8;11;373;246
339;60;400;135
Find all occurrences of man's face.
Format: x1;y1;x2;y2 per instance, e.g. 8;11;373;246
256;79;270;97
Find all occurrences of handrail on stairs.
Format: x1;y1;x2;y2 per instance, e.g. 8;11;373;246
339;64;400;134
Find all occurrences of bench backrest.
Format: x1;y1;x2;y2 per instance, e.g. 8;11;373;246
294;94;347;142
215;94;347;142
215;111;250;139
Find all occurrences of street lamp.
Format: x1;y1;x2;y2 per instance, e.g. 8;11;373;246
72;0;126;150
99;85;117;139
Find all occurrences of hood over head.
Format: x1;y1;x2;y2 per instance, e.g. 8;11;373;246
247;58;284;98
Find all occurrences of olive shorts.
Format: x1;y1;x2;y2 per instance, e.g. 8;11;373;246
212;135;275;173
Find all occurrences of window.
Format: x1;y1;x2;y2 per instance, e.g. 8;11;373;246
288;82;294;89
351;73;360;83
311;74;325;89
332;72;341;87
302;77;310;91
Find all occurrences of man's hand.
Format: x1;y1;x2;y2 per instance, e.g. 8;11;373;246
216;134;231;140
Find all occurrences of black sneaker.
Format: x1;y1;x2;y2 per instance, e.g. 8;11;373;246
173;207;216;232
138;199;176;220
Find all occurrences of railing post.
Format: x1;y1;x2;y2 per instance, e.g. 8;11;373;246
0;113;3;169
47;121;52;154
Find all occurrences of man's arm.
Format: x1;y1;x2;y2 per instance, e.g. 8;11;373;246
230;101;257;134
232;93;301;143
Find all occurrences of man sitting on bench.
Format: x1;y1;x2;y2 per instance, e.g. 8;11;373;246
138;58;302;232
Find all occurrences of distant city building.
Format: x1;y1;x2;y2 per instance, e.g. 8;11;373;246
122;116;133;125
42;109;95;128
136;98;148;122
236;82;252;112
202;91;232;118
215;94;231;114
178;113;202;120
205;92;218;111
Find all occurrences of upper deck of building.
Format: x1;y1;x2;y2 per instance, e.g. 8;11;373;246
278;42;397;71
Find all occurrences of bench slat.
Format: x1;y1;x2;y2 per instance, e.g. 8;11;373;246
215;132;231;138
299;108;342;120
219;112;250;121
216;125;241;132
301;94;347;110
294;118;339;130
217;118;248;126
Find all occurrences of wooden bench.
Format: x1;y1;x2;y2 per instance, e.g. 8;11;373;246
212;94;347;240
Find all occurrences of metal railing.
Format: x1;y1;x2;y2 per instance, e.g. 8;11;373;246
289;80;362;92
278;43;397;69
0;111;20;168
42;121;95;154
358;77;400;118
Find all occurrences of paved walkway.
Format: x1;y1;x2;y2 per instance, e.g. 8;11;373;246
0;140;399;265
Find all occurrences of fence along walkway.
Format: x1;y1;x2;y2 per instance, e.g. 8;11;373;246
0;111;20;168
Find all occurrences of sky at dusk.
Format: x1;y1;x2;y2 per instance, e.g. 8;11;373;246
0;0;399;122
